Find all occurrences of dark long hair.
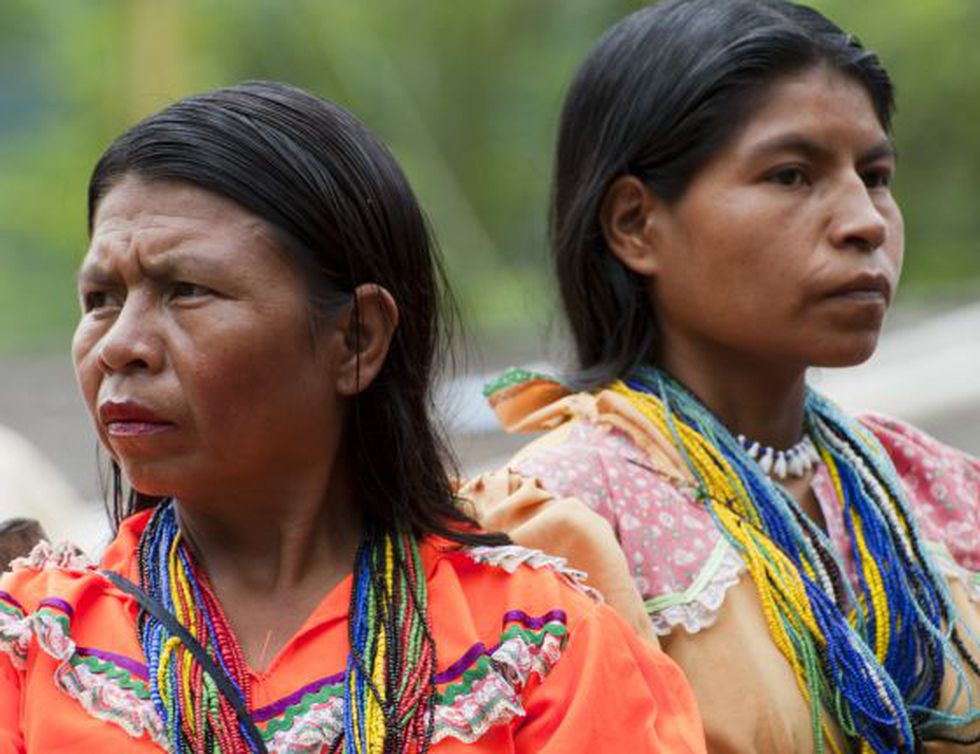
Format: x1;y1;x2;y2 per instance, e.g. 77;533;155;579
552;0;895;387
89;81;506;547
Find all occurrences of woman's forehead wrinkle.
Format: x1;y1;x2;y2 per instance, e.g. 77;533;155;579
81;225;167;285
87;185;282;293
91;211;205;262
80;223;133;280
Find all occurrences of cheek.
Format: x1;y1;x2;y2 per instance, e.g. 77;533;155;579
189;345;337;472
660;220;768;299
184;324;330;432
888;211;905;278
186;341;270;410
71;321;102;413
70;321;116;456
673;196;768;271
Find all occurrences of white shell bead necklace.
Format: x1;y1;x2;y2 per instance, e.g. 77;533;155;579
737;434;820;480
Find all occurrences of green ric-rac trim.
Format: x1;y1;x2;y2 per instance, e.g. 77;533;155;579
434;667;510;734
70;654;152;700
259;682;345;738
925;540;980;591
482;367;560;398
0;600;24;619
644;538;732;613
37;608;71;634
253;619;568;742
437;622;567;705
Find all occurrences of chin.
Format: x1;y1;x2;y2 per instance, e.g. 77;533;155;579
809;332;882;368
117;460;181;499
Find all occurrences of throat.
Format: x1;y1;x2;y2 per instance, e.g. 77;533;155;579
659;338;808;449
225;592;328;673
780;472;829;535
207;556;352;673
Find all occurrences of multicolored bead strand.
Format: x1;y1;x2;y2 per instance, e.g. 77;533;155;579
135;503;439;754
344;527;436;754
616;367;980;753
137;502;262;753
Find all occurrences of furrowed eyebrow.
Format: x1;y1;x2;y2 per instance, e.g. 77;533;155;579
139;248;230;280
76;242;231;286
76;263;117;287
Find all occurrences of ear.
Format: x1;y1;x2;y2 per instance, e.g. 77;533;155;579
332;284;399;396
599;175;664;277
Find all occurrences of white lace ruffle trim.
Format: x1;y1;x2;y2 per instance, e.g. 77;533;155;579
9;540;94;573
646;539;747;636
926;540;980;604
644;537;980;638
465;544;603;602
0;601;166;746
1;549;571;751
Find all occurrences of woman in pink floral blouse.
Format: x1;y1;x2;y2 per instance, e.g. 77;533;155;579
464;1;980;752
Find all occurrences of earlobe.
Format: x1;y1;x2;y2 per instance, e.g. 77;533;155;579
600;175;662;277
334;284;399;396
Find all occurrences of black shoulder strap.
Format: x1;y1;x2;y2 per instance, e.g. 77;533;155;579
101;569;269;754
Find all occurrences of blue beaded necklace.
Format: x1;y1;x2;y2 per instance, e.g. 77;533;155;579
621;367;980;752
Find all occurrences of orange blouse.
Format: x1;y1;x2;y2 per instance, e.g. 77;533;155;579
0;509;705;753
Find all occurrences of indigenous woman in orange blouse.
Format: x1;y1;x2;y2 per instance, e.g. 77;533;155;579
0;82;705;753
465;1;980;752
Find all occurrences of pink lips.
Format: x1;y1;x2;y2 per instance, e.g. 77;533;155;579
99;400;175;437
825;272;892;305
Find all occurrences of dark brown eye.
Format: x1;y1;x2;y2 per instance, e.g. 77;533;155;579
862;168;893;189
170;282;212;300
768;166;810;187
82;290;121;312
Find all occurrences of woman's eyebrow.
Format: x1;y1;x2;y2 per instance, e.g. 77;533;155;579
858;140;898;166
76;262;116;286
140;248;231;280
747;133;897;165
76;244;231;286
746;133;833;163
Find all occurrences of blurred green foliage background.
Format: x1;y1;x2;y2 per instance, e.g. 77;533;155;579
1;0;978;355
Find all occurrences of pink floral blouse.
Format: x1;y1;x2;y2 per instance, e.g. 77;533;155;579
510;412;980;635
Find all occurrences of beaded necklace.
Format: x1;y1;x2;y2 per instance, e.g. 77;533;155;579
617;367;980;753
344;526;436;754
136;502;437;754
737;433;819;479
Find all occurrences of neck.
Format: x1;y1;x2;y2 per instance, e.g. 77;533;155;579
173;460;362;594
659;337;808;449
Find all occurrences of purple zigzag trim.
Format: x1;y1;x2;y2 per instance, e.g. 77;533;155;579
0;590;25;613
38;597;74;618
76;646;149;680
434;642;496;684
501;609;567;630
247;609;570;724
252;670;345;723
433;609;568;685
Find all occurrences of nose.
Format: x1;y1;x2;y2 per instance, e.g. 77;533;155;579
828;177;888;253
97;296;164;375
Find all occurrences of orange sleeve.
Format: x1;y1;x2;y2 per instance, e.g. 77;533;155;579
515;602;706;753
0;653;23;754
